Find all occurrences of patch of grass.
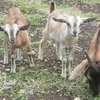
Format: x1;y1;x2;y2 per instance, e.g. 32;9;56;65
86;12;99;18
65;7;86;17
57;5;70;9
0;91;9;97
0;33;4;41
0;48;4;53
0;0;100;100
57;4;99;19
80;0;100;4
0;15;6;42
25;14;47;27
32;41;39;47
84;32;92;37
13;0;48;13
0;15;6;25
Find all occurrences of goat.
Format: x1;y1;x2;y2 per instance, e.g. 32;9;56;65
0;5;34;73
69;24;100;96
38;1;97;78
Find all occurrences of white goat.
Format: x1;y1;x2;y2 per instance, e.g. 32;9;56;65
0;5;34;73
38;1;97;78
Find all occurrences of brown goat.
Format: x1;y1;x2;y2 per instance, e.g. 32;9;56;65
69;24;100;96
0;5;34;73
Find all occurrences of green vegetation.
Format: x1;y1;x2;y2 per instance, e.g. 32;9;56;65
80;0;100;4
0;0;100;100
13;0;48;13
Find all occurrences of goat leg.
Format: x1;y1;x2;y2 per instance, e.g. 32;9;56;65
27;51;35;67
61;60;67;78
56;42;60;60
38;40;44;60
61;48;67;78
16;49;21;61
68;47;74;75
38;31;48;60
4;43;8;64
11;54;16;73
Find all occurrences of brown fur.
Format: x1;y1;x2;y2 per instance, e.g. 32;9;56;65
4;6;30;50
89;26;100;64
3;5;34;73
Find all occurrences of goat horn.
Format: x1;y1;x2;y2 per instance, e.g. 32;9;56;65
85;51;93;66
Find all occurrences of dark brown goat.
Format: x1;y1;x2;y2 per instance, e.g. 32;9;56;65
69;24;100;96
0;5;34;73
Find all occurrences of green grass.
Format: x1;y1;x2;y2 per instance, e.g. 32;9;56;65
0;15;6;41
32;41;39;48
25;14;47;27
0;33;4;41
0;15;6;25
0;0;100;100
80;0;100;4
0;48;4;53
13;0;48;13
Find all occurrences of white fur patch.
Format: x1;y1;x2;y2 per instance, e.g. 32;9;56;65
4;24;19;43
67;16;83;36
12;24;19;38
49;32;60;42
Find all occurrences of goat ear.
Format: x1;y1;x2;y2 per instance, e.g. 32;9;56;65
0;26;5;31
53;18;67;23
82;17;97;23
19;23;30;30
68;59;88;80
87;71;92;80
85;51;93;67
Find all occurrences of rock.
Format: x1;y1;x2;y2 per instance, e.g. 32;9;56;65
74;97;81;100
3;98;6;100
5;68;10;72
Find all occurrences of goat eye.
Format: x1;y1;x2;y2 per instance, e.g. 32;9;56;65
4;31;7;34
67;23;71;27
17;30;19;34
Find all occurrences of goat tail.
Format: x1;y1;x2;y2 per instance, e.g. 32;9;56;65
9;2;14;8
50;1;56;13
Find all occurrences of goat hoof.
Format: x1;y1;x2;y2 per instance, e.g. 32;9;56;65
38;56;43;60
61;74;66;78
10;72;16;74
3;62;9;65
16;58;21;61
29;64;34;67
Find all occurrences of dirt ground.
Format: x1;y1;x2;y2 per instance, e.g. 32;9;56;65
0;0;100;100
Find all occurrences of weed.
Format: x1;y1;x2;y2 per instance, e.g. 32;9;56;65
0;0;100;100
0;48;4;53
